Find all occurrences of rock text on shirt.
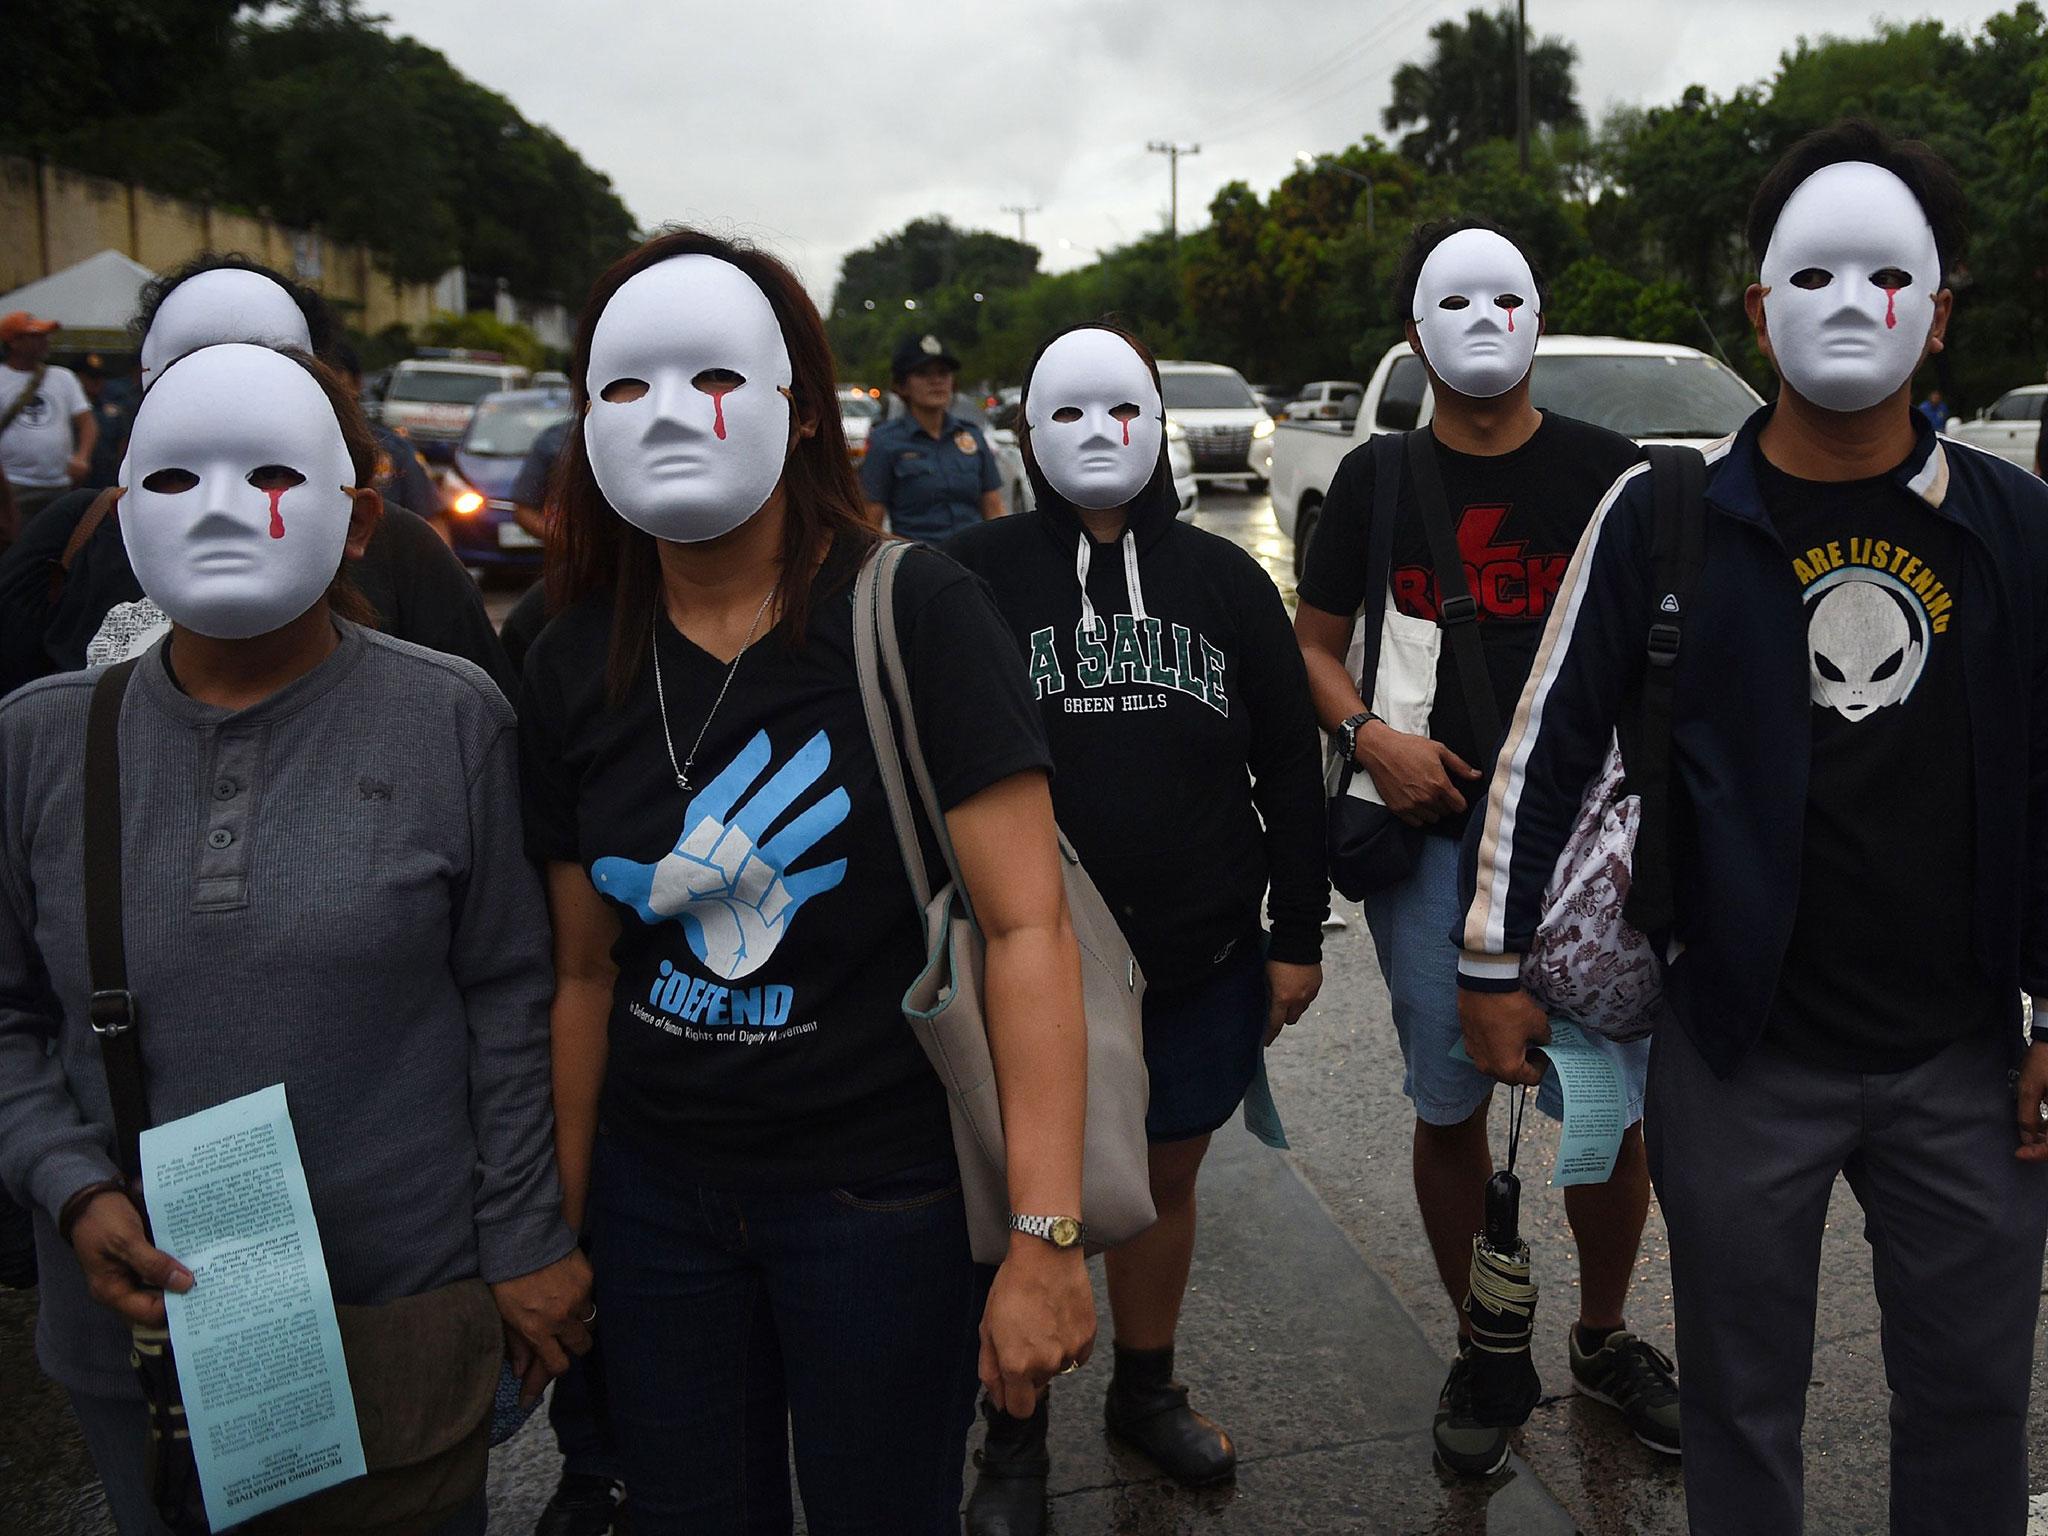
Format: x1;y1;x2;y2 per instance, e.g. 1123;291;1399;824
1025;614;1229;718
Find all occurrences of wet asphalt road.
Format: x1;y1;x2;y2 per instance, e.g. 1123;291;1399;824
7;485;2048;1533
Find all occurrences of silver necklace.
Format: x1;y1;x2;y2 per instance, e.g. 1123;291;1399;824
651;584;777;794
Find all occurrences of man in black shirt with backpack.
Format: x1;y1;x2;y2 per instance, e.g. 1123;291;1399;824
1296;219;1680;1477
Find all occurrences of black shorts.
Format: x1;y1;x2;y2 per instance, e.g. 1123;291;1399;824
1141;934;1268;1144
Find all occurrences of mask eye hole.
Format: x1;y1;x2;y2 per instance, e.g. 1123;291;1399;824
1790;268;1833;291
693;369;745;395
142;468;199;494
599;378;649;403
1437;295;1471;311
1108;403;1142;423
1496;294;1525;312
1870;268;1913;291
1052;406;1083;423
246;465;306;493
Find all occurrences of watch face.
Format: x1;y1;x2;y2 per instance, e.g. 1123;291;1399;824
1050;1216;1082;1248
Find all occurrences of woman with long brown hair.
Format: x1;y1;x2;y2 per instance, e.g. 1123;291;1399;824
519;230;1095;1533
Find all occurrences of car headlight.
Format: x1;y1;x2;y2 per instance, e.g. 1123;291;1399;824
444;476;485;517
1252;417;1275;440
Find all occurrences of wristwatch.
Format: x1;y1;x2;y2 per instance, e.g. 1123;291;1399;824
1338;710;1377;766
1010;1213;1085;1249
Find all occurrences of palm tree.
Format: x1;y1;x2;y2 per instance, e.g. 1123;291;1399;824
1384;7;1584;176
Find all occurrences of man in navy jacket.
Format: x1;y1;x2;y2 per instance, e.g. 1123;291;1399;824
1458;120;2048;1534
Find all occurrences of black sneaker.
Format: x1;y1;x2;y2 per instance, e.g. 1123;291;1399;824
534;1473;624;1536
1569;1328;1681;1456
1433;1347;1510;1477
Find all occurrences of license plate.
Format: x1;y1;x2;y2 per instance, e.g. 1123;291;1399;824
498;523;540;549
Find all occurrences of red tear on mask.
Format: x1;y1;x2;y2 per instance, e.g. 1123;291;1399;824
1884;288;1899;329
266;485;285;539
1122;418;1130;445
710;388;731;441
1507;307;1515;333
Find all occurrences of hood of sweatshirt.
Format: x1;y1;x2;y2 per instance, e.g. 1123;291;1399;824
1021;439;1180;636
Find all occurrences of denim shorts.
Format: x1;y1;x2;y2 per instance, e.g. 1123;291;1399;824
1363;834;1648;1128
1142;934;1268;1143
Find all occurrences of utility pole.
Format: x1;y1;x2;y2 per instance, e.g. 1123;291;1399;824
1147;141;1202;255
1516;0;1531;172
999;204;1042;243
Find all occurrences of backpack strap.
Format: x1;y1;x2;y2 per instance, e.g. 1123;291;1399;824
49;487;122;607
1622;444;1707;935
83;657;148;1183
1405;428;1504;753
1353;431;1404;711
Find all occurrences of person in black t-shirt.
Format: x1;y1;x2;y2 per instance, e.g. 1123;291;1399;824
1295;219;1678;1474
1458;123;2048;1533
521;230;1095;1534
948;323;1327;1527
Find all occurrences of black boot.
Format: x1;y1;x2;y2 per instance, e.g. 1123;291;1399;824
964;1394;1049;1536
1103;1343;1236;1486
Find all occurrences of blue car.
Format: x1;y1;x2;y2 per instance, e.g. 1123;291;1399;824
440;387;572;572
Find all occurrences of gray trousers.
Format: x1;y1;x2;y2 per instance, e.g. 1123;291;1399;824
67;1390;489;1536
1646;1022;2048;1536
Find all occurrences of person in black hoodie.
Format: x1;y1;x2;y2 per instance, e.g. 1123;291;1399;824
948;322;1327;1532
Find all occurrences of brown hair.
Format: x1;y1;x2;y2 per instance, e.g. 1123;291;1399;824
544;229;880;701
282;347;379;627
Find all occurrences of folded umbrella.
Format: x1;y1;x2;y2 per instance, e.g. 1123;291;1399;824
1462;1087;1541;1427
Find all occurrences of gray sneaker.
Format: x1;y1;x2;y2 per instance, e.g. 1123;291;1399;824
1433;1347;1510;1476
1569;1328;1681;1456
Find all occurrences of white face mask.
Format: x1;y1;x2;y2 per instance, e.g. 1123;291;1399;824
1760;161;1942;415
139;269;313;390
1024;329;1164;510
584;255;794;543
121;344;355;639
1411;228;1541;399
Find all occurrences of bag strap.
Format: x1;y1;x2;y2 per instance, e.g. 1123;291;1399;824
1622;444;1708;934
50;487;122;607
1405;428;1503;751
83;657;148;1184
0;362;48;437
852;542;950;925
1354;432;1405;711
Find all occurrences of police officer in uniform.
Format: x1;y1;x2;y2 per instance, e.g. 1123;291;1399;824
860;333;1005;541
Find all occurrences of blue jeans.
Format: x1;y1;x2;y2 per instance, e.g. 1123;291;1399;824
588;1130;985;1535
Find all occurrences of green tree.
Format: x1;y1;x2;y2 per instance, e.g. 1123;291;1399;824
1384;7;1583;175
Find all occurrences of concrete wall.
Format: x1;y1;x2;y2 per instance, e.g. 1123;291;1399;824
1;155;441;339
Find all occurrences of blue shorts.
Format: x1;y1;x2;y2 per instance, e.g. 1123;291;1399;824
1363;834;1648;1129
1142;935;1267;1144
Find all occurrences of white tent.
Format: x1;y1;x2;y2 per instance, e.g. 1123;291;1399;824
0;250;157;338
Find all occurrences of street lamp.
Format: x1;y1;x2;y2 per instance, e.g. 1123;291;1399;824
1296;151;1376;241
904;299;918;310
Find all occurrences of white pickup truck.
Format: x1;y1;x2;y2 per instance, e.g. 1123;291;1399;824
1266;335;1763;576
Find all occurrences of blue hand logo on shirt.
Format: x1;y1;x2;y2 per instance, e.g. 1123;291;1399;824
592;729;850;981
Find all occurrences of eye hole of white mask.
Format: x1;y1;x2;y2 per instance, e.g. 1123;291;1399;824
600;377;648;403
143;467;199;494
1791;268;1833;290
247;464;306;493
1438;295;1471;311
694;368;746;394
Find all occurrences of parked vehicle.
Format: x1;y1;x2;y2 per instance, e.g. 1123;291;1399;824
1158;361;1274;489
1284;380;1366;422
438;386;571;572
839;387;881;462
380;352;532;464
1268;336;1763;576
1946;384;2048;469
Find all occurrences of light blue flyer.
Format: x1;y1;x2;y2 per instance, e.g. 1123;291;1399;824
1448;1019;1629;1187
1533;1019;1627;1188
1241;1056;1289;1150
140;1083;365;1531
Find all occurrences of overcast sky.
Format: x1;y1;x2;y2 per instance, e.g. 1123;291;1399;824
374;0;2009;306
